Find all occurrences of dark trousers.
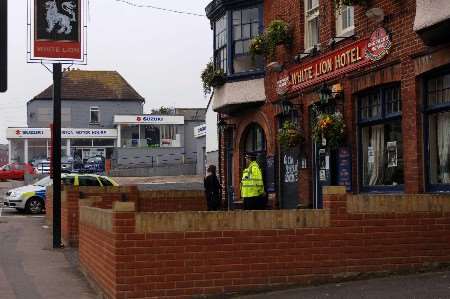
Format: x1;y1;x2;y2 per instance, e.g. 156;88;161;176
243;196;267;210
206;192;221;211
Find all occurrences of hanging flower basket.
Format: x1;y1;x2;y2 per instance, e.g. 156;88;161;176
278;121;303;149
201;61;226;96
249;20;293;60
334;0;368;11
312;112;345;149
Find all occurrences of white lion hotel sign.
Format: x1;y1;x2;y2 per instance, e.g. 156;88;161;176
29;0;86;61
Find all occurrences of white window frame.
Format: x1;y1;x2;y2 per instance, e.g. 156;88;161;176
336;5;355;37
304;0;320;51
90;106;100;124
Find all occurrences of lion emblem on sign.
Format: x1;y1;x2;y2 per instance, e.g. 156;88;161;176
45;0;77;35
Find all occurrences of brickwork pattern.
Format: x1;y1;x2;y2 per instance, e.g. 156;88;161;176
79;189;450;299
45;187;206;247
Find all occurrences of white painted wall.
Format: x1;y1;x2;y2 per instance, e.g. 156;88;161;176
414;0;450;31
206;102;218;154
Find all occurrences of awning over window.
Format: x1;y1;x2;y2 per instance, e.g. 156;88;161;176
212;78;266;114
414;0;450;46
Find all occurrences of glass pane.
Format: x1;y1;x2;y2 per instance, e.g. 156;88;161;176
361;120;404;187
234;25;241;40
251;22;259;37
307;17;319;48
249;7;259;22
428;111;450;185
234;41;243;55
242;40;251;54
243;24;251;39
428;73;450;107
233;10;241;25
242;8;251;23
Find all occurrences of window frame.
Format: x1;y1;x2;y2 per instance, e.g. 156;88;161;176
214;14;228;73
357;84;404;193
304;0;320;51
423;68;450;192
212;3;264;78
90;106;100;124
335;5;355;38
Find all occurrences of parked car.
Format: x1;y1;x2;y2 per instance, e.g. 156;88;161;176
82;156;105;174
34;159;51;174
3;176;51;213
0;163;36;181
61;174;118;187
61;156;83;173
3;174;119;214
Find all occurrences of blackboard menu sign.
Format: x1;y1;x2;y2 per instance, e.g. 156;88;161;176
337;147;352;192
265;156;276;193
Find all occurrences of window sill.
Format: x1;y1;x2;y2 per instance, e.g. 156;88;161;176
335;27;355;40
226;70;265;83
360;185;404;193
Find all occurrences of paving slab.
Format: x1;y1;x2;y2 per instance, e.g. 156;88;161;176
0;215;97;299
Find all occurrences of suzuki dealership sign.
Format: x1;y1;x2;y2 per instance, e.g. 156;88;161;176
7;128;117;139
28;0;87;62
114;115;185;125
277;28;391;95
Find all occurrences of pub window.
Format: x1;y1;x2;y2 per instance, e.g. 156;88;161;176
358;85;404;191
304;0;320;50
336;5;354;37
426;70;450;190
90;107;100;124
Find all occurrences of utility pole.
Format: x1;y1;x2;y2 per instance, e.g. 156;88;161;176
52;63;62;248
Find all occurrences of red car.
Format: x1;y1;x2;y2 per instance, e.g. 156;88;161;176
0;163;36;181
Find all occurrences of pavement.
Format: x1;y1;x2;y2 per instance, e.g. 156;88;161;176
237;271;450;299
0;180;97;299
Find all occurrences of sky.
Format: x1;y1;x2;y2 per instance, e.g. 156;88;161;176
0;0;213;143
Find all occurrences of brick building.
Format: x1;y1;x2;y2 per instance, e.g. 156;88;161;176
206;0;450;208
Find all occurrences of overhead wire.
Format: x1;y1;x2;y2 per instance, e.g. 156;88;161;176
113;0;206;17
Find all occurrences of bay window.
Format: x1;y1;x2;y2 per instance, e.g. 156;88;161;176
212;3;263;76
305;0;320;50
214;15;227;72
425;70;450;191
358;85;404;191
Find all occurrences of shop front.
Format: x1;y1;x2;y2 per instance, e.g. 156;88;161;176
6;128;118;163
114;115;184;149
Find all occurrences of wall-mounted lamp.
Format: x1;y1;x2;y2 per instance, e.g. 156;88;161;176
217;118;236;133
318;83;343;105
294;44;321;63
266;61;283;73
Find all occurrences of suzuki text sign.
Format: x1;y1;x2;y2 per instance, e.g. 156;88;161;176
29;0;86;62
277;29;391;95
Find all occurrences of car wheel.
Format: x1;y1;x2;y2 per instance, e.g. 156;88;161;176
26;197;44;214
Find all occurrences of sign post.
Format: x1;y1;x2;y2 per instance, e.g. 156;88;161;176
28;0;87;249
52;63;62;248
0;0;7;92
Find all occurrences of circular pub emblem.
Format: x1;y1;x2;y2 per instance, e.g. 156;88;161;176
366;27;392;61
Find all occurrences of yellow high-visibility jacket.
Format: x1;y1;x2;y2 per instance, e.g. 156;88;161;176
240;161;264;198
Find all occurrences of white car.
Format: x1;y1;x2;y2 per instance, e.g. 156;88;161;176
3;176;52;214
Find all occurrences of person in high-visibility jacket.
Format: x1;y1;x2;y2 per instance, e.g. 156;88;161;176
240;154;266;210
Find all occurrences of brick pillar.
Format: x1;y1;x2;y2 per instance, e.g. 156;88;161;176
401;59;423;194
112;201;138;299
322;186;347;218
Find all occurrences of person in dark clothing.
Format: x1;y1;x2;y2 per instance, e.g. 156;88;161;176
204;165;222;211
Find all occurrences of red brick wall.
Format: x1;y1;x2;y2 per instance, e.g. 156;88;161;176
79;216;117;299
138;190;206;212
46;187;206;247
79;192;450;299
